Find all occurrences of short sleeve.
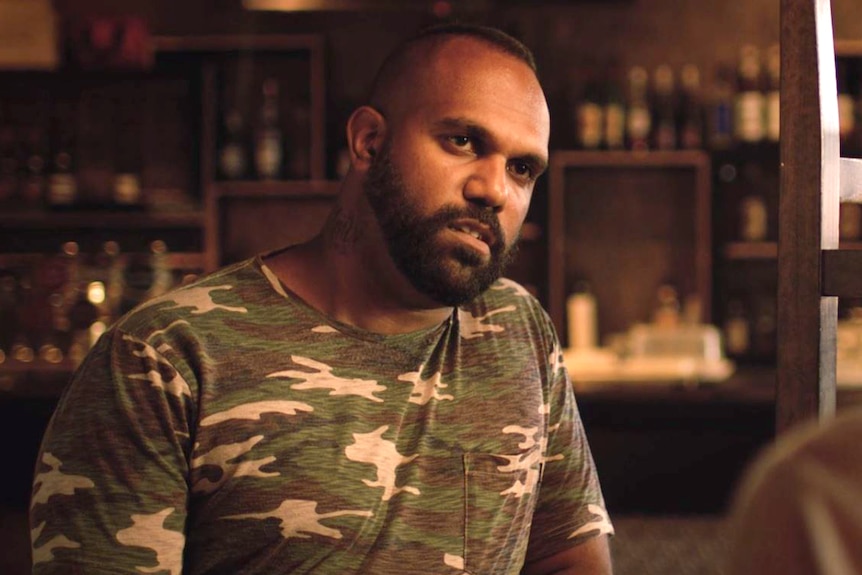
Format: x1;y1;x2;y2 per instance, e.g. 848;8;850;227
524;334;613;562
30;327;195;575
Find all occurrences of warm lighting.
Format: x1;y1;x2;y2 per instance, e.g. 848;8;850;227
244;0;406;10
242;0;488;12
87;281;106;305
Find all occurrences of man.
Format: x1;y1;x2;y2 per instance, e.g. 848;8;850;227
30;24;613;574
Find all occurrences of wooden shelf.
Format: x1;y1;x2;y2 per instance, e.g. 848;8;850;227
0;210;204;230
723;241;778;260
210;179;340;199
0;251;205;270
836;40;862;57
153;34;324;54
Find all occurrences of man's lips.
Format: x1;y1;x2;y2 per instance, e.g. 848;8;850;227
448;219;497;249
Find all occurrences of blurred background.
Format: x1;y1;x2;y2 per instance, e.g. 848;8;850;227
3;0;862;573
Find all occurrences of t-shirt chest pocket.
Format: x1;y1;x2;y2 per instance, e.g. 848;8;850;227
462;452;543;575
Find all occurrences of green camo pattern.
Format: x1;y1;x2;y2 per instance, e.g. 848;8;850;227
30;256;611;575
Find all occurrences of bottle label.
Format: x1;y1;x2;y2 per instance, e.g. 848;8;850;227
735;92;766;142
740;195;768;241
48;174;78;205
576;102;603;149
114;173;141;205
256;131;282;179
627;106;651;141
219;143;246;180
604;103;625;149
725;317;750;355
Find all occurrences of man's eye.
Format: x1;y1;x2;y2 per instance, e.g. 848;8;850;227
509;161;533;180
449;135;471;148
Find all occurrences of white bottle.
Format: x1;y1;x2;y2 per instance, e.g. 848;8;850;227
567;283;598;351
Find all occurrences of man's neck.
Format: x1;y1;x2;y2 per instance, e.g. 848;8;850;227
264;233;454;335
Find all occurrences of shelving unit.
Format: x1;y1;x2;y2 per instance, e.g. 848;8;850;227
0;33;333;391
547;150;712;346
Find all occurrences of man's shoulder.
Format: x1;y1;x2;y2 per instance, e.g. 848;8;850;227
114;257;263;334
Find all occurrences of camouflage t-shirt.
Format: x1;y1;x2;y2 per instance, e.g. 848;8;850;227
30;256;612;575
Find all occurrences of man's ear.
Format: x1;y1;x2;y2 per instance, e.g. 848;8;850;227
346;106;387;168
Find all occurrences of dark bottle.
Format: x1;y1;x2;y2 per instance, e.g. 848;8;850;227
47;93;78;208
651;64;677;150
19;125;48;209
47;129;78;208
112;84;143;208
678;64;705;149
574;63;604;150
59;241;96;366
625;66;652;151
145;240;174;301
709;63;735;150
218;107;248;180
0;124;17;206
286;102;311;179
0;268;20;360
255;78;283;180
602;59;626;150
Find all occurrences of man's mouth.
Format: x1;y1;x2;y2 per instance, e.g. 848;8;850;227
449;220;496;249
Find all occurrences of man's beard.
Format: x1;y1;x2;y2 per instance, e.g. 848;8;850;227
363;146;518;306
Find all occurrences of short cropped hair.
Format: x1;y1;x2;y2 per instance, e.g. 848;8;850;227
367;23;538;110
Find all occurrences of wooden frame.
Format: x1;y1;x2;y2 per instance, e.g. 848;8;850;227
547;150;711;347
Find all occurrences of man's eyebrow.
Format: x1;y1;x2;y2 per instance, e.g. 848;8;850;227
432;116;548;174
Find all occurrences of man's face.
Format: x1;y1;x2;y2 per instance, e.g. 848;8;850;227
364;142;516;306
363;38;550;306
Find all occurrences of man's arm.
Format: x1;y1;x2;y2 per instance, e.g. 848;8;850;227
521;535;613;575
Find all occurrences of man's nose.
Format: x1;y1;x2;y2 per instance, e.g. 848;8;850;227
463;156;508;210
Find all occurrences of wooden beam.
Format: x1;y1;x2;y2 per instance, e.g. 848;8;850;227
776;0;839;434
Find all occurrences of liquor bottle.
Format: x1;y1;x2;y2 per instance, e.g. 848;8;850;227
723;299;751;356
218;107;248;180
602;59;626;150
286;102;311;178
35;247;74;364
678;64;705;149
838;59;856;153
19;125;48;209
709;63;735;150
0;269;19;360
0;122;18;206
47;122;78;208
59;241;95;365
574;63;604;150
734;44;766;145
625;66;652;151
764;44;781;144
11;270;36;363
566;281;598;351
739;194;768;242
651;64;677;150
121;250;154;315
146;239;174;301
92;240;124;324
751;295;777;358
255;78;283;180
113;84;143;208
738;162;769;242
